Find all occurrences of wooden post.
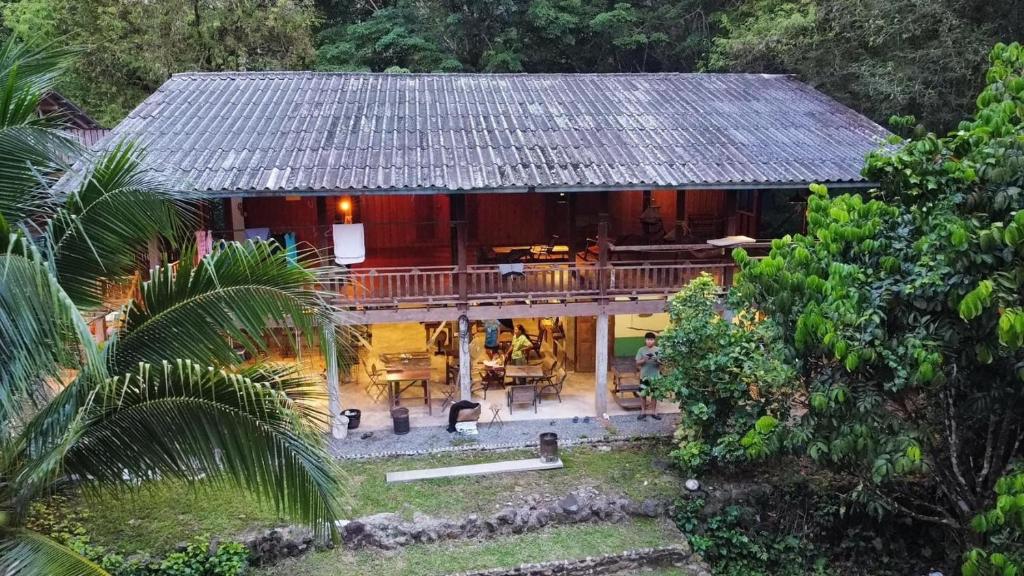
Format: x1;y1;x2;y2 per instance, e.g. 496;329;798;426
724;190;738;236
597;214;609;299
229;197;246;241
596;213;610;419
456;220;468;302
458;314;472;400
595;312;609;418
324;326;344;438
146;237;161;274
676;189;688;239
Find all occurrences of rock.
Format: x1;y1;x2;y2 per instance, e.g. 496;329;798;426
640;499;662;518
685;478;701;491
558;493;580;513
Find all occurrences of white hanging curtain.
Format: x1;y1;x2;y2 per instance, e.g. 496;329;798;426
333;223;366;265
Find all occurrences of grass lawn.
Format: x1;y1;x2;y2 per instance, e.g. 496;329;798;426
254;518;685;576
71;441;681;554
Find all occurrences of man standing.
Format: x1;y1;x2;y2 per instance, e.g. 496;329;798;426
634;332;662;420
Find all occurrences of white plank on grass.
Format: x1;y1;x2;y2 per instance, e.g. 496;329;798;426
386;458;563;483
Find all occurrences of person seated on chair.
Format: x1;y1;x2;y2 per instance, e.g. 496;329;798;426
635;332;662;421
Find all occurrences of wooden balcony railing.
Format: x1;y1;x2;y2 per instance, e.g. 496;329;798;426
323;260;736;309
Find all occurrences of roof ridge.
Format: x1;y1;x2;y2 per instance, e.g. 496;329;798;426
170;70;792;79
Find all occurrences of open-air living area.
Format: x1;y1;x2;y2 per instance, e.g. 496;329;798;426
275;320;680;433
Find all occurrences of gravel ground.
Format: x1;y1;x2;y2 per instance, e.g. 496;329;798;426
327;413;681;459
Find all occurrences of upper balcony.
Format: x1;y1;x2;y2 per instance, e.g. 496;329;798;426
204;189;790;322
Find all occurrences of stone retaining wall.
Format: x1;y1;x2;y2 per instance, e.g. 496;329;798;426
448;546;711;576
339;487;666;550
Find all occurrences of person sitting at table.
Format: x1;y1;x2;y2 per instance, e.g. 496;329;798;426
469;324;487;370
509;324;532;384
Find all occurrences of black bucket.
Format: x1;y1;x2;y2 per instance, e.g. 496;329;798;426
391;407;410;435
539;432;559;462
341;409;361;430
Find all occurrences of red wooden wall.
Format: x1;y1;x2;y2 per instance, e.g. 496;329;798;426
242;197;321;247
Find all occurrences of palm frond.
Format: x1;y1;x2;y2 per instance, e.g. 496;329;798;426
46;141;193;307
0;37;77;99
0;530;109;576
0;37;80;222
0;247;104;430
110;240;329;373
0;125;77;224
45;360;343;538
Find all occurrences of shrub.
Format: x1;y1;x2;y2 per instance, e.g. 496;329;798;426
652;273;795;473
26;496;249;576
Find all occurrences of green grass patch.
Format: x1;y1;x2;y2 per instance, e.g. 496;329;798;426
72;442;680;554
255;519;683;576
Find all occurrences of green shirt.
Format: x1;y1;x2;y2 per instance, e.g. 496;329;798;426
510;334;532;361
635;345;661;381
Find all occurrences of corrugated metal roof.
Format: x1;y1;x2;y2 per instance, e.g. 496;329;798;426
96;71;891;194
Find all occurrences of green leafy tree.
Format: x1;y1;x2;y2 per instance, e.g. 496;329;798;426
2;0;319;125
708;0;1001;133
0;38;344;575
652;273;795;473
730;43;1024;545
963;471;1024;576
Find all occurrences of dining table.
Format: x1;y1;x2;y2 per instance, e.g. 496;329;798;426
385;367;433;415
380;351;432;370
503;364;544;382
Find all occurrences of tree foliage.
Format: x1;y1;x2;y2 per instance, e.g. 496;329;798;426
723;42;1024;546
651;274;795;473
0;37;345;575
708;0;1017;133
1;0;319;125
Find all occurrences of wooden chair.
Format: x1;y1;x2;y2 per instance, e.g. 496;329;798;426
610;367;644;410
439;364;459;412
507;384;537;414
362;360;387;402
537;367;567;404
476;367;505;399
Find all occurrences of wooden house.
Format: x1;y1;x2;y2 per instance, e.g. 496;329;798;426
92;71;889;416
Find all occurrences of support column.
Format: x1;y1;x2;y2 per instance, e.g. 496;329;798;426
324;326;344;438
147;237;161;274
595;312;609;418
229;197;246;241
458;314;472;400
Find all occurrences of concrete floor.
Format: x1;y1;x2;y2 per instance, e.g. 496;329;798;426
334;322;679;431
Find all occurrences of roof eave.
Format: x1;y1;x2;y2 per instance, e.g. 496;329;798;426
189;180;877;198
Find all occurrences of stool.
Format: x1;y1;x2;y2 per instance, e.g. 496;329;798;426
488;406;504;430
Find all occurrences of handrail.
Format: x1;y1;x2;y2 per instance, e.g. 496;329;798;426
327;260;739;308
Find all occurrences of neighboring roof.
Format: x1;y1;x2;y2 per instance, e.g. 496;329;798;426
67;128;111;147
39;91;103;130
98;72;891;195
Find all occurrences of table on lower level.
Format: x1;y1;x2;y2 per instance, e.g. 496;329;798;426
502;364;544;382
386;368;432;415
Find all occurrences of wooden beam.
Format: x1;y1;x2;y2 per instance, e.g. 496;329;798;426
458;314;471;400
595;312;609;417
334;298;671;325
386;457;563;483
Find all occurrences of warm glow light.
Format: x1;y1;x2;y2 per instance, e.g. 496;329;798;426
338;198;352;213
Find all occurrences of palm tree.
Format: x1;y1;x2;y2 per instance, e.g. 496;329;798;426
0;38;346;575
